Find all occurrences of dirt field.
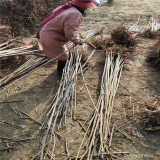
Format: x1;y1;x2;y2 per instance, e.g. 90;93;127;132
0;0;160;160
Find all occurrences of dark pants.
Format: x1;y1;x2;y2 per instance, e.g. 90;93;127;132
57;60;66;73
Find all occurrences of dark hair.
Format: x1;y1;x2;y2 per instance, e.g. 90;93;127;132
72;4;85;14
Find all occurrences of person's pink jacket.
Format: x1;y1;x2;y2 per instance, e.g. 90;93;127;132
38;6;83;61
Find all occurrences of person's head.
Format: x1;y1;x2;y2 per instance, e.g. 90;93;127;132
69;0;95;11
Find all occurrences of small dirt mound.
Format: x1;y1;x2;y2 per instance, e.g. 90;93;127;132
111;27;137;47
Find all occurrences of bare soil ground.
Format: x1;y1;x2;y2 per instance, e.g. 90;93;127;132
0;0;160;160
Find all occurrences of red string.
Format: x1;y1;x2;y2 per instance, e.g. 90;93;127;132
124;62;132;66
5;42;12;49
101;93;114;96
122;54;127;57
23;44;30;47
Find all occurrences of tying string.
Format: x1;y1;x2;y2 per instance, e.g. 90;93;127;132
5;42;12;49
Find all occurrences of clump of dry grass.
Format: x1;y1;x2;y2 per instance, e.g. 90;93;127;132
139;29;160;39
0;0;67;36
0;22;12;44
89;35;114;49
89;28;136;59
141;97;160;131
111;27;137;47
110;45;126;55
148;40;160;68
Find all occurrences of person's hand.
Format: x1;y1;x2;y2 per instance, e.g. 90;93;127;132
79;39;85;45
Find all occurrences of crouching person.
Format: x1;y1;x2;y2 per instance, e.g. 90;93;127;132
37;0;95;73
